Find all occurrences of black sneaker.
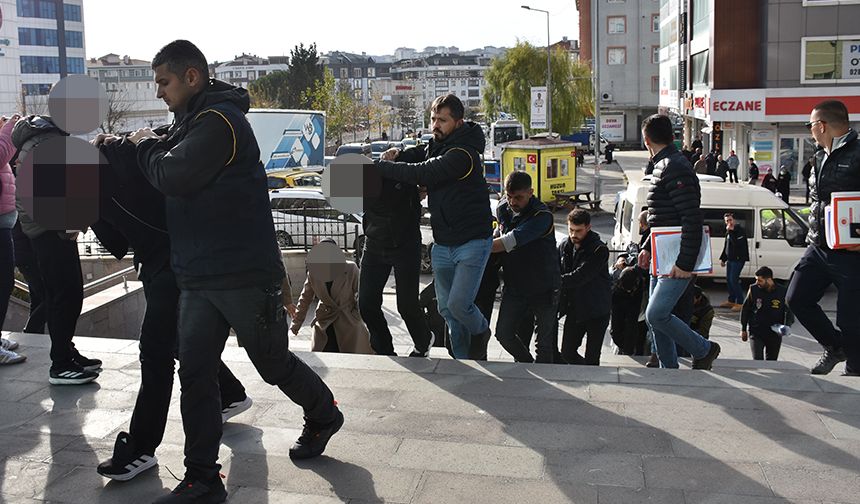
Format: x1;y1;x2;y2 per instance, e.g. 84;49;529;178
97;431;158;481
841;365;859;377
49;362;99;385
692;342;721;370
152;476;227;504
811;346;847;375
73;352;103;372
289;408;344;460
408;332;435;358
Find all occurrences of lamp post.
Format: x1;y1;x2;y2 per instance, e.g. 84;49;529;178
521;5;551;136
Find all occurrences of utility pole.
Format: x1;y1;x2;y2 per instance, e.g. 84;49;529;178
592;0;602;204
521;5;552;135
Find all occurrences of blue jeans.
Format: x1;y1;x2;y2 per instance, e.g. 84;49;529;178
646;276;713;368
432;237;492;359
726;260;745;304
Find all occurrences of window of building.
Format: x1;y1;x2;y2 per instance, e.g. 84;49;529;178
691;50;709;87
340;68;349;79
468;89;479;97
353;68;362;78
460;90;466;96
692;0;709;40
608;0;626;3
17;28;80;47
368;67;376;78
802;0;860;5
607;47;627;65
607;16;627;34
651;75;659;93
652;13;660;32
64;3;81;21
65;31;83;48
801;36;860;83
652;45;660;64
22;83;52;96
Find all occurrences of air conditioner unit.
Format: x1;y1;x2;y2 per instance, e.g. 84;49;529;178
601;92;613;102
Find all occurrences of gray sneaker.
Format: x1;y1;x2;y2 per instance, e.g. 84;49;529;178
0;347;26;365
811;346;846;375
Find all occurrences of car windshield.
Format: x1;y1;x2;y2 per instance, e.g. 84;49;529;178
371;143;389;152
337;146;363;155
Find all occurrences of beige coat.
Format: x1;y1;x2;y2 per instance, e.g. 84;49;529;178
290;261;373;354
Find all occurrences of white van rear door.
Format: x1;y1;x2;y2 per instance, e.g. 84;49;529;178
756;208;808;280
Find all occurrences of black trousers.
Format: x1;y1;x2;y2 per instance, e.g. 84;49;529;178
129;267;246;455
13;223;46;333
178;282;336;482
562;314;610;365
787;245;860;372
359;242;432;356
750;330;782;361
30;232;82;367
0;228;14;329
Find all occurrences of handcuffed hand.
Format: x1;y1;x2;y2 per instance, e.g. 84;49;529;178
380;147;400;161
128;128;162;145
91;133;122;147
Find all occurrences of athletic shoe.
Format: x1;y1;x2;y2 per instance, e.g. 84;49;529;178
645;353;659;368
692;342;721;370
73;352;103;372
221;396;253;424
97;431;158;482
811;346;847;375
408;331;435;358
289;408;344;460
152;476;227;504
719;301;734;308
49;363;99;385
0;347;26;365
0;337;19;351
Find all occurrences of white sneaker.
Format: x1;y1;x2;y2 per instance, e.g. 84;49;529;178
0;347;26;365
0;337;19;351
222;396;253;423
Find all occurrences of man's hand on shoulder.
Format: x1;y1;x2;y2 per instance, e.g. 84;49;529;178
128;128;164;146
380;147;400;161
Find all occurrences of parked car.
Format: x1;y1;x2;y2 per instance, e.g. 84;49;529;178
401;138;419;149
370;141;393;160
335;143;371;157
269;188;365;262
266;170;322;191
420;133;434;143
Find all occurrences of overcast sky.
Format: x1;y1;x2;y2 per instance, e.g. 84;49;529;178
83;0;580;63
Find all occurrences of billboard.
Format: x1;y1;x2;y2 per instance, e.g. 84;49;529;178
247;109;326;170
530;86;547;129
600;113;625;142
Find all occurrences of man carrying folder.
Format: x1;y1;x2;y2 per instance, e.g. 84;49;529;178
637;114;721;370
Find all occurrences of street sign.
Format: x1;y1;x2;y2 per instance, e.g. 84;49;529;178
530;86;547;129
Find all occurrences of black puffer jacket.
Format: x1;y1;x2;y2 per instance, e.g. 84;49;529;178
376;122;492;246
558;231;611;322
646;145;703;272
362;177;420;252
808;129;860;248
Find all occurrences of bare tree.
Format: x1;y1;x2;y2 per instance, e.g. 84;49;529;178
100;90;135;134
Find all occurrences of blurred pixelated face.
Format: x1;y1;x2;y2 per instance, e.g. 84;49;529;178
431;107;463;142
568;221;591;245
154;64;199;113
505;188;533;213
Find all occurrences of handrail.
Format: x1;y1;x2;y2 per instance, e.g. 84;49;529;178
83;266;136;294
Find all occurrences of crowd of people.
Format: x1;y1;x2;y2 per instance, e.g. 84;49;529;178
0;37;857;504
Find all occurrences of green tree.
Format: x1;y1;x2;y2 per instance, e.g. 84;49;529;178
483;42;594;135
303;68;357;143
248;70;290;108
286;43;324;109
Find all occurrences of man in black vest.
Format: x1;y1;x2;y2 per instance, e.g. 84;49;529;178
129;40;341;503
492;172;560;363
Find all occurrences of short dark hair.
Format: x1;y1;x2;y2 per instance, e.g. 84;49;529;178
152;40;209;79
431;94;464;120
504;171;532;192
724;212;734;218
567;208;591;226
641;114;674;145
813;100;849;127
755;266;774;279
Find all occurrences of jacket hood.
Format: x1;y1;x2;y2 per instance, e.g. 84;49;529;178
186;79;251;118
436;121;486;153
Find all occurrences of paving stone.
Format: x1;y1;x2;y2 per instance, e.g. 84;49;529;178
0;379;50;403
0;401;48;432
15;407;132;439
760;461;860;503
340;408;511;446
618;367;823;392
433;358;620;383
543;452;645;488
390;438;544;478
227;487;348;504
503;421;674;455
0;432;77;463
684;491;819;504
35;463;181;504
1;460;76;499
643;456;773;496
597;486;685;504
817;412;860;441
412;471;598;504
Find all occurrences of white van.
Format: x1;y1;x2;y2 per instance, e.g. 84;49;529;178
611;173;809;280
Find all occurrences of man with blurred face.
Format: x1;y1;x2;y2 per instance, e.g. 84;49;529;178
491;171;560;363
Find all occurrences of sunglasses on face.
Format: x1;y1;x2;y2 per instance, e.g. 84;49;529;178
804;120;825;131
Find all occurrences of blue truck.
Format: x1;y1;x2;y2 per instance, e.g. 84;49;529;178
246;109;326;171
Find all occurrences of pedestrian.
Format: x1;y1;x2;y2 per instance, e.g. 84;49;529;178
610;265;647;356
131;40;342;503
492;171;560;363
801;158;813;205
741;266;793;361
690;285;715;340
777;165;791;204
726;150;740;183
786;100;860;376
691;135;703;152
681;144;692;161
715;154;729;181
691;146;703;164
558;209;611;365
719;212;749;311
705;149;717;176
292;239;373;354
611;253;628;283
637;114;721;370
693;153;707;175
89;131;252;482
11;115;101;384
762;167;778;193
0;114;24;365
359;144;433;357
748;158;759;185
375;94;493;359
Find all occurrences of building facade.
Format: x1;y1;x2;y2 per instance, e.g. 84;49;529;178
322;51;392;105
388;53;493;115
660;0;860;185
577;0;661;145
213;53;289;90
0;0;86;115
87;53;169;132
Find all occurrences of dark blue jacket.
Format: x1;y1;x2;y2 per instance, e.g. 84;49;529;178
496;196;560;298
137;80;284;289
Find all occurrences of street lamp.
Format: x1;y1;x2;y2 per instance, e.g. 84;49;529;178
521;5;552;136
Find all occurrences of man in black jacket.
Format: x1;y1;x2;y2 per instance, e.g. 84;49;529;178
492;172;560;363
558;209;611;365
128;40;341;503
719;212;749;310
742;266;793;361
375;94;493;360
88;135;252;482
359;155;433;357
705;149;717;176
637;114;720;370
787;100;860;376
